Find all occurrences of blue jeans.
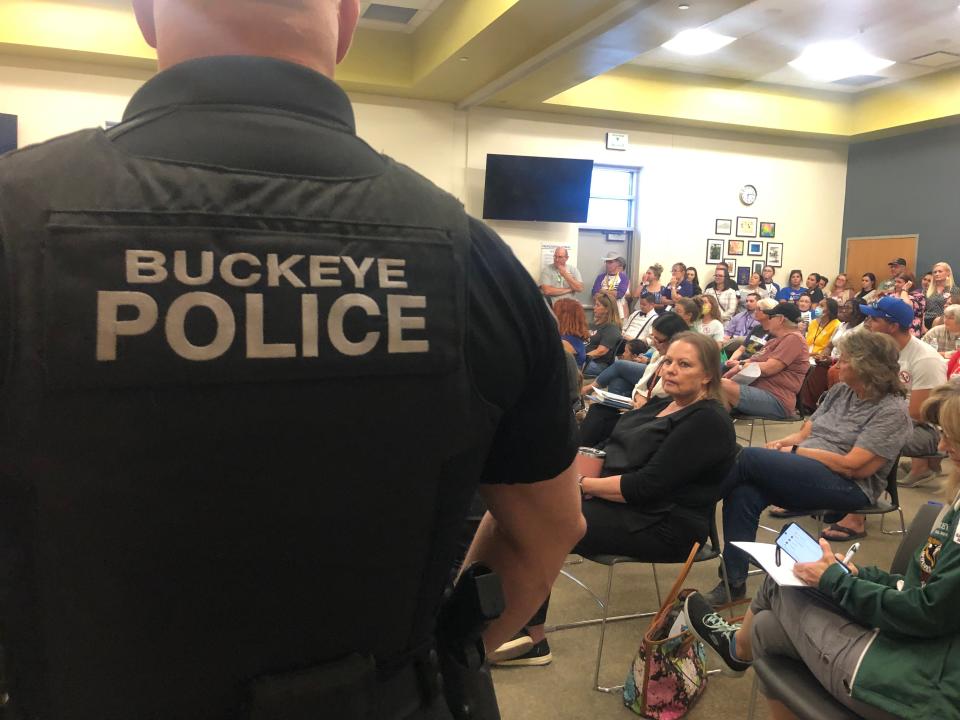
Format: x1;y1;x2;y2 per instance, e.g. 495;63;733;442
721;448;870;585
595;359;646;396
735;385;788;419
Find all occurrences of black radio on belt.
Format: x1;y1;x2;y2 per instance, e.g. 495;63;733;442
435;564;505;720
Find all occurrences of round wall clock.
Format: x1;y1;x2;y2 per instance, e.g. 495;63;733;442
739;184;757;205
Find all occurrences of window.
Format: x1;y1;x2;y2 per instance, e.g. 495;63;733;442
586;166;637;229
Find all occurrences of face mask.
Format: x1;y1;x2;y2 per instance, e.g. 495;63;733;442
702;304;711;314
812;307;823;319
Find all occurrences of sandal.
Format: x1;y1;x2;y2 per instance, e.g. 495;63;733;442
820;523;867;541
768;506;805;518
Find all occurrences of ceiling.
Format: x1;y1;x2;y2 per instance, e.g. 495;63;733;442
628;0;960;94
5;0;960;140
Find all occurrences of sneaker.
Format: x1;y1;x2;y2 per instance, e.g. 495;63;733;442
487;630;534;662
490;639;552;667
684;592;751;678
702;579;745;608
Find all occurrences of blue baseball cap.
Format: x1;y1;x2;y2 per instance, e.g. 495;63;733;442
859;295;913;329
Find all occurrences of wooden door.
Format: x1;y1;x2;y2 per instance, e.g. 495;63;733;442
844;235;918;288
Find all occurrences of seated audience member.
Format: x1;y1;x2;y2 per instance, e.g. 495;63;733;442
579;314;690;446
695;294;726;343
662;262;694;307
723;292;761;346
931;288;960;328
721;302;809;419
924;261;959;330
704;264;740;292
856;272;879;304
807;298;840;356
922;304;960;357
492;333;737;666
828;273;854;305
688;381;960;720
592;254;630;318
762;266;780;295
817;273;829;290
583;293;622;377
705;330;912;604
738;272;769;312
826;296;948;540
704;266;739;322
825;299;867;388
673;296;701;327
878;257;905;296
725;298;776;366
776;269;805;303
539;246;584;303
892;271;926;337
554;298;590;368
621;293;659;344
795;293;813;335
920;270;933;295
805;273;825;303
633;263;665;310
686;266;703;296
622;339;650;363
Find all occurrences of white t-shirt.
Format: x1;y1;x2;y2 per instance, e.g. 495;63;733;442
898;336;947;392
694;318;725;342
830;321;865;359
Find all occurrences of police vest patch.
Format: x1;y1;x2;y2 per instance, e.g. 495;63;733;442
43;213;461;388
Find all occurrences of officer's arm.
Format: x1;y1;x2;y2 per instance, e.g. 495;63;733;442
464;465;585;652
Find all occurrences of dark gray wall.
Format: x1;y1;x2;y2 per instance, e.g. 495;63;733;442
842;123;960;275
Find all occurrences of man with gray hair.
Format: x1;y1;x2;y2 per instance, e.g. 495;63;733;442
0;1;585;717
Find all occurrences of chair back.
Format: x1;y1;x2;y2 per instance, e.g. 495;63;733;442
883;456;900;509
889;501;943;576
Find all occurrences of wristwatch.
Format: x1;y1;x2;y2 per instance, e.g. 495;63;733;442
791;445;799;454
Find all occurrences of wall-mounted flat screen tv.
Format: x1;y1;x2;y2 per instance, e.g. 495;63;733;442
482;154;593;222
0;114;17;156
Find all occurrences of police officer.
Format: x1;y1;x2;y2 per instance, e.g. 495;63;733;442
0;1;586;718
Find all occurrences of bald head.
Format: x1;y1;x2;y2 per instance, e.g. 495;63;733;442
132;0;361;75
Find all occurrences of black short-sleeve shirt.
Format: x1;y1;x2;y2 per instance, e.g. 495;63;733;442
101;56;577;485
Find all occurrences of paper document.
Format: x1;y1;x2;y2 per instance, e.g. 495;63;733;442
733;363;761;386
730;541;806;587
590;388;634;409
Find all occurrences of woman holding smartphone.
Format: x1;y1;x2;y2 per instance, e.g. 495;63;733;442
686;381;960;720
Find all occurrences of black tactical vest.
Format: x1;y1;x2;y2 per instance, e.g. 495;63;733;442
0;129;499;719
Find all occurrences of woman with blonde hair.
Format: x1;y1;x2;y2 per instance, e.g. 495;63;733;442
687;380;960;720
634;262;666;310
924;261;959;329
583;292;622;377
829;273;854;304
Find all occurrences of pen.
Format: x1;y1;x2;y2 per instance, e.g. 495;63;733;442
842;542;860;566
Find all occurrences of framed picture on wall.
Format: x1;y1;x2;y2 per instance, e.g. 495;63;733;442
759;221;776;238
727;239;744;256
724;258;738;277
706;238;724;264
747;240;763;256
715;218;732;235
736;216;758;237
736;266;751;286
766;242;783;267
751;260;764;276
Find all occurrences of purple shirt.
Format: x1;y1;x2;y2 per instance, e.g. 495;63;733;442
592;271;629;298
662;279;694;300
724;310;759;338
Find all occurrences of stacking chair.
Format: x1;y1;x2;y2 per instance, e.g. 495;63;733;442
549;512;731;693
745;501;943;720
732;413;804;447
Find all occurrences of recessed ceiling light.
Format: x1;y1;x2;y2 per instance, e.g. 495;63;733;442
788;40;894;82
662;28;736;55
458;56;469;62
678;3;691;9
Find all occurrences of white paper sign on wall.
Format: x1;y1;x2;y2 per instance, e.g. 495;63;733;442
606;132;628;151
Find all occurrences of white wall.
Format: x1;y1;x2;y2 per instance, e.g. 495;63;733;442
0;62;849;288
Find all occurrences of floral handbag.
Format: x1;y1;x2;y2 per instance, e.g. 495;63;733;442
622;544;708;720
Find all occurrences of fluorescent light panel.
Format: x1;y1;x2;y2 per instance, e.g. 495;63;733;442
789;40;894;82
662;28;736;56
